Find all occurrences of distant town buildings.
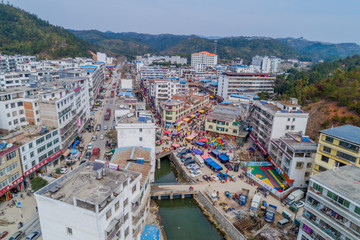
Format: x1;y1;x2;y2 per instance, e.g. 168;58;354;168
0;54;37;72
313;125;360;174
251;55;281;73
191;51;218;71
298;165;360;240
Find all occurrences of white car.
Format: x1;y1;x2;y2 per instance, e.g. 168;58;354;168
92;136;97;141
293;201;305;208
191;170;202;178
87;143;93;150
186;164;196;169
104;126;108;130
60;167;68;174
100;135;104;140
190;165;200;172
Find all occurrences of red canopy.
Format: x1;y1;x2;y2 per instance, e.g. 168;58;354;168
199;138;209;143
172;143;180;148
163;130;171;134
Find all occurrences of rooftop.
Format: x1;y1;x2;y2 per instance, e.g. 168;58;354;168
39;162;139;209
207;112;237;122
116;110;154;124
224;72;275;77
276;132;317;151
321;125;360;145
311;165;360;205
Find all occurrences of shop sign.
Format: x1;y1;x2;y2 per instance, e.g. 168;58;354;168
24;150;62;177
0;176;23;196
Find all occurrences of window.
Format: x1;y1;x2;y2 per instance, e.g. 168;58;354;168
31;160;36;167
355;206;360;215
336;151;357;163
13;119;18;124
11;103;15;108
47;142;53;148
139;128;142;132
52;130;58;136
313;183;323;193
46;133;52;140
290;125;295;130
286;125;289;130
7;113;10;117
287;118;290;121
295;162;304;169
306;163;312;168
36;137;45;145
6;151;17;160
8;121;11;125
37;146;46;154
323;146;331;153
208;125;213;129
321;155;329;163
115;201;120;211
66;227;72;235
124;198;128;207
132;185;136;193
17;102;23;107
233;129;237;134
53;138;59;145
139;137;142;141
38;154;47;162
304;172;310;177
318;165;327;172
325;136;334;143
339;140;359;152
30;151;34;158
5;104;8;109
106;209;112;220
29;143;33;149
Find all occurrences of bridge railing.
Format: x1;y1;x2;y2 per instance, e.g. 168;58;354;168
151;182;192;186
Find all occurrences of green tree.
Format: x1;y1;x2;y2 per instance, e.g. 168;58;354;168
30;176;48;191
258;91;270;100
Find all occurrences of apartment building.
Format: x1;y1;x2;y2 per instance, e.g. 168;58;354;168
0;88;41;131
218;72;275;99
251;55;281;73
191;51;218;71
228;65;260;73
249;98;309;154
0;146;23;201
298;165;360;240
205;105;246;143
269;132;318;188
16;126;61;187
38;78;90;149
159;92;209;126
140;67;169;79
0;54;36;72
313;125;360;174
35;162;143;240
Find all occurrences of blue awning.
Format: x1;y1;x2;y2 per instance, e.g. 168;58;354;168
210;82;218;87
210;150;221;156
229;94;250;99
195;141;205;146
221;101;232;105
218;154;229;162
179;80;188;84
253;96;260;100
237;88;248;91
200;79;211;83
193;113;200;116
204;158;223;171
193;149;204;155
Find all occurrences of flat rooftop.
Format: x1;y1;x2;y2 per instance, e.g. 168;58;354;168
277;133;317;151
311;165;360;205
207;112;237;122
320;125;360;145
0;125;57;145
40;162;139;206
117;110;154;124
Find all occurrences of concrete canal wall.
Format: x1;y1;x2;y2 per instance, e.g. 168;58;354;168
195;192;247;240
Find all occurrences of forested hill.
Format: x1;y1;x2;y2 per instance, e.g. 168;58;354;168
0;4;93;58
275;55;360;139
70;30;302;62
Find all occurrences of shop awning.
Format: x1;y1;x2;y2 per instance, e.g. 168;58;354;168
190;114;196;118
172;143;180;148
193;149;203;155
193;113;200;116
62;149;71;157
183;118;191;122
195;141;205;146
199;138;208;143
172;132;178;135
185;134;197;140
198;110;205;113
163;130;171;134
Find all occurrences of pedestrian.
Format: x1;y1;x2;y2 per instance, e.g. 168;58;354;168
36;206;38;212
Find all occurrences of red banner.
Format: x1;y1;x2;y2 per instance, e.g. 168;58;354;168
0;176;23;196
24;150;62;177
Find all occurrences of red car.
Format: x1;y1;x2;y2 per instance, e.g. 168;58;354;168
0;231;8;239
224;163;233;171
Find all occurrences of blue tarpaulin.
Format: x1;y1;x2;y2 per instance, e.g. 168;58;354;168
195;141;205;146
204;158;223;171
141;224;160;240
221;101;232;105
200;79;211;83
229;94;250;99
210;149;221;156
179;80;188;84
193;149;204;155
193;112;200;116
218;154;229;163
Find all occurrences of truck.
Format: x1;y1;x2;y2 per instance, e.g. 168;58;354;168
111;90;115;98
104;108;111;120
194;155;204;167
250;194;262;211
206;191;218;202
286;189;304;205
239;188;250;205
90;148;100;161
265;204;277;223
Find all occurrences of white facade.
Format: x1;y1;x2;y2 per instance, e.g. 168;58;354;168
191;51;218;69
251;55;282;73
298;165;360;240
250;98;309;152
269;132;317;188
0;54;36;72
35;163;145;240
97;52;107;63
121;79;133;90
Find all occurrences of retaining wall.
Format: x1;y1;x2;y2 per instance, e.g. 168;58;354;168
169;152;197;183
195;192;247;240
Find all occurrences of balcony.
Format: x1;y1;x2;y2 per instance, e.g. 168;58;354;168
106;217;124;240
302;215;339;240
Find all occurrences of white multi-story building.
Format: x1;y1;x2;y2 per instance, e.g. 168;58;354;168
0;88;41;131
228;65;260;73
18;127;61;187
38;78;90;149
120;79;133;90
116;111;156;178
298;165;360;240
269;132;317;188
35;162;144;240
249;98;309;153
0;54;36;72
251;55;282;73
97;52;107;63
218;72;275;99
139;66;169;79
191;51;218;71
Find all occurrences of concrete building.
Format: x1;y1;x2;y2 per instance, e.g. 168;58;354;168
0;54;36;72
38;78;90;149
298;165;360;240
0;146;23;201
35;161;143;240
191;51;218;71
97;52;107;63
269;132;317;188
218;72;275;99
0;88;41;132
159;92;210;127
16;126;61;188
249;98;309;154
251;55;281;73
312;125;360;174
139;67;169;79
115;110;156;177
120;79;133;90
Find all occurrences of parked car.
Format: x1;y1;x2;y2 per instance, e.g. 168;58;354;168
85;151;91;160
224;163;233;171
191;170;202;178
60;167;68;174
104;126;108;130
87;143;93;150
0;231;8;239
93;108;99;111
100;135;104;140
293;201;305;208
186;164;196;169
277;218;291;228
92;136;97;141
25;230;41;240
79;160;87;165
8;231;23;240
96;124;101;131
190;165;200;172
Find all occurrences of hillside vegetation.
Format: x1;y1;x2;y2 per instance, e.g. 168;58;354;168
275;55;360;139
0;4;93;58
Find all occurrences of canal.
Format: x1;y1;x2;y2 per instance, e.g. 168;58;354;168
154;156;177;183
156;198;224;240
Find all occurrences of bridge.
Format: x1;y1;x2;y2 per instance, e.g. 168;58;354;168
155;150;172;169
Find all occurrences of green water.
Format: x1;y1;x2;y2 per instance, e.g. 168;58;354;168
156;198;224;240
154;156;177;183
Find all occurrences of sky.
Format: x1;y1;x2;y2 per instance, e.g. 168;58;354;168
7;0;359;44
